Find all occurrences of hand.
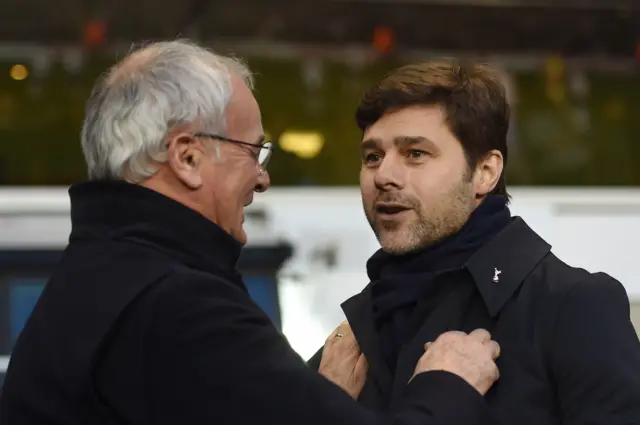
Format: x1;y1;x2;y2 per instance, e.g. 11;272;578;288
318;321;368;399
412;329;500;395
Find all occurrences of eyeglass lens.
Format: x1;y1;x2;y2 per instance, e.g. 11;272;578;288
258;142;272;167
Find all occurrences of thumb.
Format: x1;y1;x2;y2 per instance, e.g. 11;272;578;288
355;354;368;375
350;354;368;397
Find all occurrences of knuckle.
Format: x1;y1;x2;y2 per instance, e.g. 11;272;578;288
469;328;491;341
488;341;501;357
437;331;465;343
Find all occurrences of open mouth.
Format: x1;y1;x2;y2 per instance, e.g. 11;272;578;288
375;204;411;216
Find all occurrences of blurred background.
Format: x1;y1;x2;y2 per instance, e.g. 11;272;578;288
0;0;640;373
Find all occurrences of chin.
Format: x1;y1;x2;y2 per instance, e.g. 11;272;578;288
381;243;417;255
231;223;248;245
377;230;416;255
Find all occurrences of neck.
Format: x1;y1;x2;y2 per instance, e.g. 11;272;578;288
142;173;218;225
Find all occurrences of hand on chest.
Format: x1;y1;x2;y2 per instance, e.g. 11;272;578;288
353;279;496;407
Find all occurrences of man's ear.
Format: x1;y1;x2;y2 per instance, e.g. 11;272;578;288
166;133;204;189
473;149;503;198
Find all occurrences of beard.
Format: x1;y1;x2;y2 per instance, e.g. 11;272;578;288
364;177;477;255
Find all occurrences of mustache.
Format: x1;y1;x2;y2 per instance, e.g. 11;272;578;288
373;193;419;209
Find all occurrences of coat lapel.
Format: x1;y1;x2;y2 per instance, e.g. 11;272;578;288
388;275;479;409
341;288;393;400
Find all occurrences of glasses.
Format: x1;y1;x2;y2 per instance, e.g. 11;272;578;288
193;132;273;168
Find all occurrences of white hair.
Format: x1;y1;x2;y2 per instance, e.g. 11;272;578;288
80;39;253;182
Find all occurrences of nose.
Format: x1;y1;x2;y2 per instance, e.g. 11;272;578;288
373;155;404;191
254;168;271;193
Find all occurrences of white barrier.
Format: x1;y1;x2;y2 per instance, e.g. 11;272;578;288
1;186;639;358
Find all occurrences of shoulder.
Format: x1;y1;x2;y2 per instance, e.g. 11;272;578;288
531;253;627;307
517;253;630;341
553;269;630;325
524;254;632;350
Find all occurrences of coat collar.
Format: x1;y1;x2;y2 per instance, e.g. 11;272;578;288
343;217;551;320
464;217;551;317
68;180;243;276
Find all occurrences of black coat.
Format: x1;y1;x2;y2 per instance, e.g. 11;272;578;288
309;217;640;424
0;180;495;425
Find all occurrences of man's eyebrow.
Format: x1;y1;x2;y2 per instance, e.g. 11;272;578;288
359;136;439;157
393;136;437;149
360;138;380;155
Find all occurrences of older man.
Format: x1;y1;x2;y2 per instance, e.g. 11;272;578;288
0;41;500;425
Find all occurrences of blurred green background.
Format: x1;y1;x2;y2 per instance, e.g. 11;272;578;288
1;54;639;187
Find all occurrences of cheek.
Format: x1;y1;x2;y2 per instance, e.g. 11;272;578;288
360;175;376;206
209;165;242;203
233;163;260;201
410;168;458;202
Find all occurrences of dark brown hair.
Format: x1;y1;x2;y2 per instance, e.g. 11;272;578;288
355;59;510;199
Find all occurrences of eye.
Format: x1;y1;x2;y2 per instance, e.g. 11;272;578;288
242;145;260;159
407;150;427;159
363;152;382;164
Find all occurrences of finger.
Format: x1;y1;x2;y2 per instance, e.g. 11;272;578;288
331;324;362;355
424;341;432;351
434;330;466;344
355;354;368;376
327;321;349;343
353;354;369;391
469;328;491;343
336;320;353;337
492;363;501;382
486;340;501;359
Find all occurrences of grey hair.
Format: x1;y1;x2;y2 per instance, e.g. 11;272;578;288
80;39;254;182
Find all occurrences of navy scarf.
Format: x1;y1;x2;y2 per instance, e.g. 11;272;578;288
367;196;511;373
